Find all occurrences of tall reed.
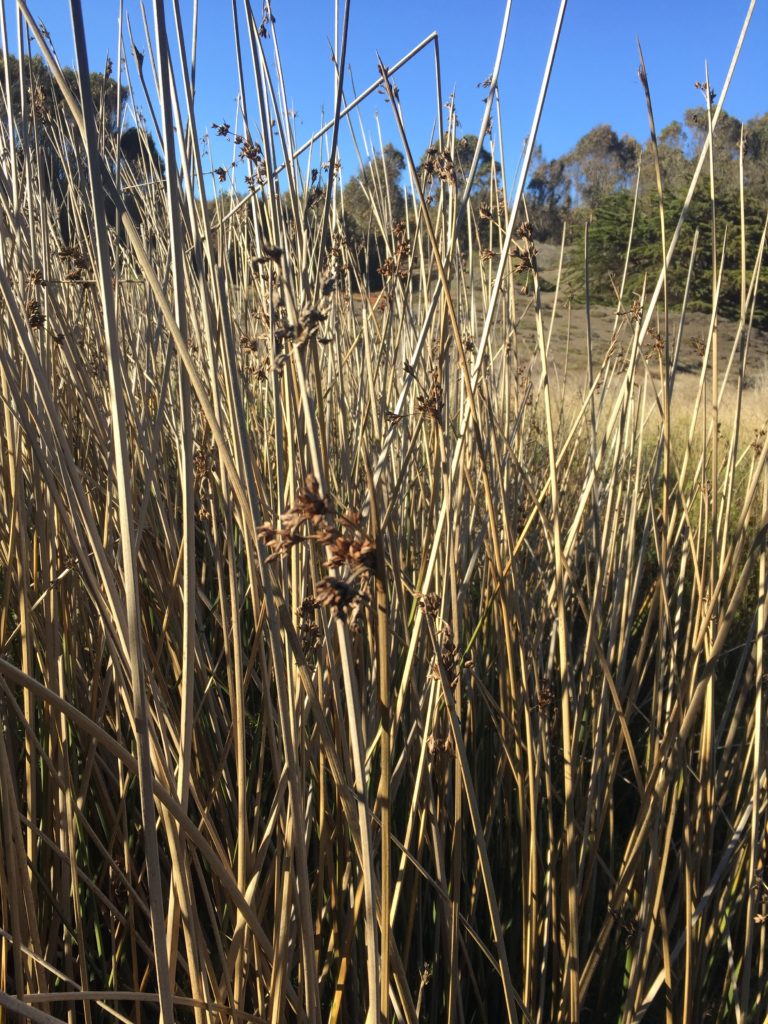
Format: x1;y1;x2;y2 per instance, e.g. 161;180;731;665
0;1;766;1021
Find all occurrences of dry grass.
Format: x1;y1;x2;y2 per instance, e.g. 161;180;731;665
0;1;767;1022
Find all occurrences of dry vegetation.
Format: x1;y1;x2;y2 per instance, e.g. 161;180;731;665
0;1;767;1022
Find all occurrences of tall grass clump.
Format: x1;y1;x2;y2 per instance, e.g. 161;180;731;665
1;1;767;1021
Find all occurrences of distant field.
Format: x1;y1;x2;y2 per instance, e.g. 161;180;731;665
509;241;768;378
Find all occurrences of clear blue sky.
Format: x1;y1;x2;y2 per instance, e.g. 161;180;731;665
17;1;768;190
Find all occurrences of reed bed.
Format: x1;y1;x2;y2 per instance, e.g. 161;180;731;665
0;1;766;1021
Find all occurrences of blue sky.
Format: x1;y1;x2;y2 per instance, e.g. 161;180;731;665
17;1;768;191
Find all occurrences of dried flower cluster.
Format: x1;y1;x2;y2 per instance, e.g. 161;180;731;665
297;596;322;663
511;223;538;276
625;297;643;324
320;517;375;579
193;428;214;521
257;474;329;561
293;304;332;348
327;228;351;279
420;147;457;188
30;84;52;123
257;476;376;624
251;293;332;352
646;324;665;356
312;576;364;624
212;123;268;185
429;623;462;686
694;80;717;104
532;682;558;726
57;245;90;282
417;369;444;422
25;299;46;329
427;733;453;758
379;222;412;282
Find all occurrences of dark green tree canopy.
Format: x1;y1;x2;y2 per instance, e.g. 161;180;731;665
578;182;767;325
342;143;406;239
1;52;164;246
563;124;640;208
526;149;571;240
518;104;767;323
417;133;496;195
1;51;161;177
118;125;164;174
0;52;122;133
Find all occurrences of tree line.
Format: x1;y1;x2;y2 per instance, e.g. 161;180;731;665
4;50;765;322
526;108;768;323
1;53;163;245
336;103;767;321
